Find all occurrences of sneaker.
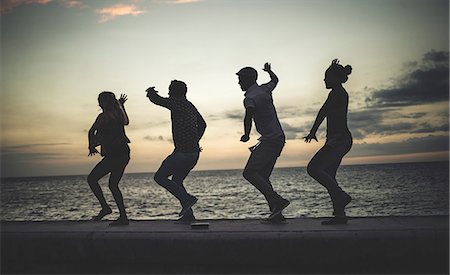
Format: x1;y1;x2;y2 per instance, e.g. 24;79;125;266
269;198;290;219
180;195;198;217
321;216;348;225
175;214;196;224
261;213;287;224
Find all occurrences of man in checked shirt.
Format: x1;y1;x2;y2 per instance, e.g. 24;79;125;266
146;80;206;223
237;63;290;223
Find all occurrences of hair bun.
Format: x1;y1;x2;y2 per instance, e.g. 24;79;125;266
344;65;352;75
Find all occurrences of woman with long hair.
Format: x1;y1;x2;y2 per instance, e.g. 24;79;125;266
304;59;353;225
87;91;131;226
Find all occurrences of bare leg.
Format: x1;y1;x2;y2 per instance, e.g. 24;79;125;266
108;157;129;223
87;158;112;220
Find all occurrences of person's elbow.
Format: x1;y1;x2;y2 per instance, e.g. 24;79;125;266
88;128;96;136
272;76;279;85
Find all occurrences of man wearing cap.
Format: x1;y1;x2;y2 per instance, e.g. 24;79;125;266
236;62;290;222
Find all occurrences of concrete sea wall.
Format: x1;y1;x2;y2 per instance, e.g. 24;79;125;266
1;216;448;274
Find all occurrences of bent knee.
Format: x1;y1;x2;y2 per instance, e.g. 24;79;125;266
153;172;166;185
87;174;97;185
307;162;319;177
242;169;256;181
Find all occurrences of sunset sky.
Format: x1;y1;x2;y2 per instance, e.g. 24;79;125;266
1;0;449;177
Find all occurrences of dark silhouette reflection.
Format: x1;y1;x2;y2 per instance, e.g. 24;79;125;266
304;59;353;225
87;92;131;226
146;80;206;223
236;63;290;223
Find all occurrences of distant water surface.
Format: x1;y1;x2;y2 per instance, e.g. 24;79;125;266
1;162;448;221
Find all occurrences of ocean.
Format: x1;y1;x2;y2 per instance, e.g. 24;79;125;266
1;161;448;221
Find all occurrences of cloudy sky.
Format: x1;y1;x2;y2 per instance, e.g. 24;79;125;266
1;0;449;177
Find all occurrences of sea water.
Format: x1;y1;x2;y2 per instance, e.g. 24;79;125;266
1;162;448;221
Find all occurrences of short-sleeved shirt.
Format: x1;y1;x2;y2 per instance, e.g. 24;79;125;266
148;92;203;153
244;82;284;141
324;88;351;138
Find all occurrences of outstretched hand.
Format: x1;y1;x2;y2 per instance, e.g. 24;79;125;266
263;62;271;72
304;133;318;143
145;86;157;98
88;147;100;156
119;94;128;105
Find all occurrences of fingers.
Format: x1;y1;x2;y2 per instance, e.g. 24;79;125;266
120;94;128;104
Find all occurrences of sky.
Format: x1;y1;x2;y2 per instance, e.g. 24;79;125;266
1;0;449;177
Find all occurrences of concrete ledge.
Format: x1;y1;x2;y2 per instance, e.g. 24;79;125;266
1;216;448;274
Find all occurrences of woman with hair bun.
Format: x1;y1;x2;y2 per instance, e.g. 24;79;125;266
87;91;131;226
304;59;353;225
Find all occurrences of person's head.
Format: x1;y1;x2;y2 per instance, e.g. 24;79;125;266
168;80;187;98
324;59;352;89
98;91;117;110
236;67;258;91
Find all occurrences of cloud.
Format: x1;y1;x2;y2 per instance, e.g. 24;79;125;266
223;109;244;121
349;135;449;157
62;0;83;8
366;50;449;108
96;3;146;23
1;143;71;153
143;135;166;141
280;121;309;140
0;0;52;14
156;0;203;4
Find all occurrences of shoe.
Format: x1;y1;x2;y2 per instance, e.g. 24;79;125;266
180;195;198;217
109;217;129;226
261;213;287;224
175;214;196;224
92;207;112;221
333;192;352;216
269;198;290;219
321;216;348;225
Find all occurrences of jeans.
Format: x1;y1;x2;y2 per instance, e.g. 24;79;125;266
307;135;352;199
153;151;199;216
243;136;285;210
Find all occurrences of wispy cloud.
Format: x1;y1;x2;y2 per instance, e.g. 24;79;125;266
156;0;203;4
1;143;71;153
0;0;52;14
62;0;83;8
96;3;146;23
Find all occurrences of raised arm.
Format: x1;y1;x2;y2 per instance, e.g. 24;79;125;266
145;86;172;109
118;94;129;125
263;62;279;85
240;107;255;142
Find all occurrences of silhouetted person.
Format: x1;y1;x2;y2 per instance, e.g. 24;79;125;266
146;80;206;223
87;92;131;226
304;59;353;225
237;63;290;223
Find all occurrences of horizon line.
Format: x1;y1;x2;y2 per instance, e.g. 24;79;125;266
1;159;448;180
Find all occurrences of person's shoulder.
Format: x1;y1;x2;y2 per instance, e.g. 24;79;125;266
260;81;276;93
94;112;110;126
